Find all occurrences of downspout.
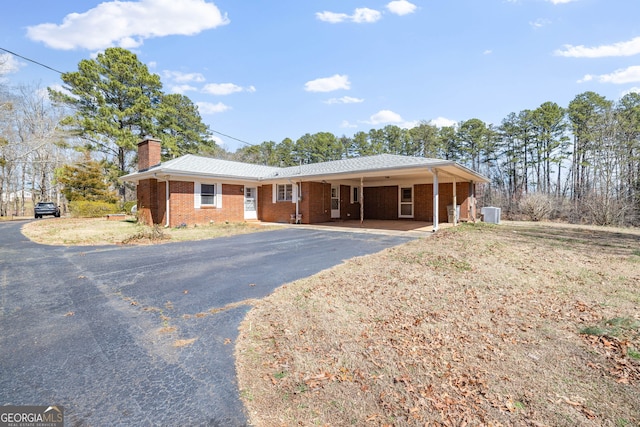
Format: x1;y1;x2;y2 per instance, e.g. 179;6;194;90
296;181;300;223
470;181;476;222
453;176;457;226
288;179;300;223
165;176;170;228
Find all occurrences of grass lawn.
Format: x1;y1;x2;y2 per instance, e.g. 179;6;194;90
235;222;640;426
21;217;277;245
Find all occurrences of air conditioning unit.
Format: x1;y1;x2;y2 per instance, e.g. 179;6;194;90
481;207;501;224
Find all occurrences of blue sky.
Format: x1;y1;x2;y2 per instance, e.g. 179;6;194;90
1;0;639;152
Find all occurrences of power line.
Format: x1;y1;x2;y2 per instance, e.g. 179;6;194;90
0;47;65;74
210;129;256;147
2;47;259;148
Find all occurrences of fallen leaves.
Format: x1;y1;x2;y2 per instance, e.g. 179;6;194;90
236;223;640;426
582;334;640;384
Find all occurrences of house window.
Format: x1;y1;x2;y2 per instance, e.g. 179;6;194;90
201;184;216;205
277;184;293;201
351;186;359;204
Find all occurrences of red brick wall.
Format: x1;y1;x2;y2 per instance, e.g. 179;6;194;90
167;182;245;227
136;178;165;225
259;184;297;223
303;182;330;224
137;138;161;171
137;178;478;227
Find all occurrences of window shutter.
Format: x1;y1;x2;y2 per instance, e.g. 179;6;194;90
194;181;201;208
272;184;277;203
216;183;223;208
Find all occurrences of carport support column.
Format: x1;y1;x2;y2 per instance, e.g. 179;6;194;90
165;176;170;228
360;177;364;225
433;169;439;232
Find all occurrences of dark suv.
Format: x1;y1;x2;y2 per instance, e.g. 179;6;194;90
34;202;61;218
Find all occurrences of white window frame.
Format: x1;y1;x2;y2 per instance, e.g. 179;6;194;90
399;186;414;218
350;186;359;204
274;183;293;202
194;181;222;209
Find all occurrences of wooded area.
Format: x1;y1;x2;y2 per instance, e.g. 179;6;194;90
1;48;639;225
233;93;640;226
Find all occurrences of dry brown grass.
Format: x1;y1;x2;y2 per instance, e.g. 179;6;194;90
173;338;198;348
21;217;277;246
236;222;640;426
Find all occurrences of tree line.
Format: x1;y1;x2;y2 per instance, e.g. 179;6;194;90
233;94;640;226
1;48;638;225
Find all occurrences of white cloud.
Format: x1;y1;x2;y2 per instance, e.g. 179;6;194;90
369;110;403;125
340;120;358;128
324;96;364;104
530;18;551;29
207;134;224;147
483;49;493;55
163;70;206;83
0;53;24;76
352;8;382;23
366;110;418;128
429;117;457;128
547;0;577;4
578;66;640;84
577;74;594;83
622;87;640;97
386;0;417;16
315;11;350;23
305;74;350;92
202;83;256;95
26;0;229;50
555;36;640;58
169;84;197;94
316;8;381;24
196;101;231;114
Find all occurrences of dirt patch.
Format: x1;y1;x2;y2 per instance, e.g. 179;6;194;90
236;222;640;426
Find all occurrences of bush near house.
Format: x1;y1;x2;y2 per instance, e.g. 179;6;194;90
68;200;119;218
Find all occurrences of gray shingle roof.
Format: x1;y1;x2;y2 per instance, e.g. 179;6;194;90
123;153;488;183
151;154;280;179
271;154;448;178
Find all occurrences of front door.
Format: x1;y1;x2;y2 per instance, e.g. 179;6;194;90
244;187;257;220
399;186;414;218
331;185;340;219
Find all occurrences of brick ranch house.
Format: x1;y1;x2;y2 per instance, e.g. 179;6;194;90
121;138;489;231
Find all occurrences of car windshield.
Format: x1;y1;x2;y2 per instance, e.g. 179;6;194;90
39;203;54;207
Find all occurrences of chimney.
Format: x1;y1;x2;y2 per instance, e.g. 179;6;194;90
138;137;161;171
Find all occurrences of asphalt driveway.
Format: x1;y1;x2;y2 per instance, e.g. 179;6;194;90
0;221;416;426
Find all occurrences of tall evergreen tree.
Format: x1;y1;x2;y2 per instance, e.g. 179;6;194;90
49;47;214;199
156;93;215;159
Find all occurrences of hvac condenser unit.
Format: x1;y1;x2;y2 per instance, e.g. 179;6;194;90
481;207;501;224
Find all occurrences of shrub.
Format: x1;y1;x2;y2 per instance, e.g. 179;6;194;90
121;200;137;214
519;192;554;221
69;200;119;218
121;224;167;244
